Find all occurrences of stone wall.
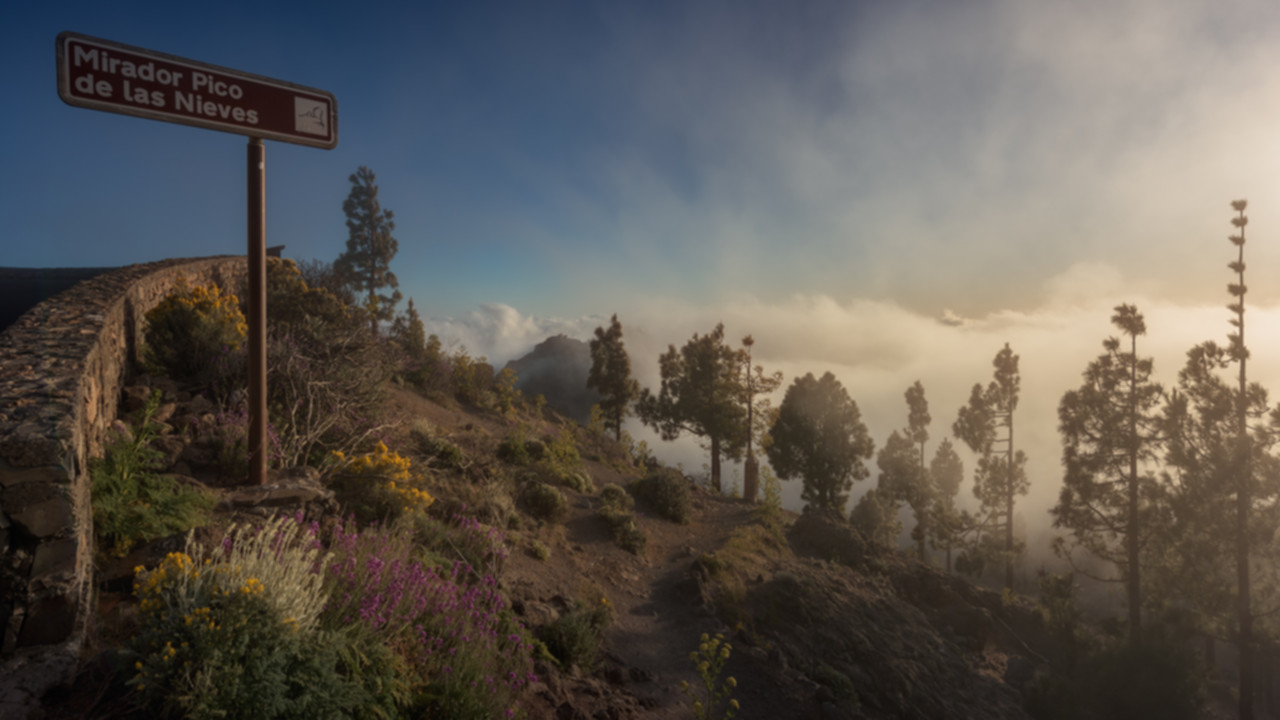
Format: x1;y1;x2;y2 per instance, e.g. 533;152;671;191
0;256;246;715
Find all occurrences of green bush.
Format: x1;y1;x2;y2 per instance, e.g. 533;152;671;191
91;393;215;557
497;430;532;466
629;468;692;524
409;420;465;470
600;508;646;555
599;484;633;513
528;539;551;561
535;601;612;671
812;662;857;702
559;469;595;494
426;437;464;469
545;428;582;471
519;480;567;524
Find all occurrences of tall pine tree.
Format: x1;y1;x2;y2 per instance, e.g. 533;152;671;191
587;314;640;443
877;382;933;560
953;343;1027;591
928;438;965;572
335;166;401;332
1052;304;1162;638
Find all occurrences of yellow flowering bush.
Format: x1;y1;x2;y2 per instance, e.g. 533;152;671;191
681;633;739;720
144;276;247;385
330;442;435;522
129;517;380;719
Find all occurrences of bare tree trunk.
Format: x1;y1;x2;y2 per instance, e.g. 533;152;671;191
1005;422;1015;592
710;435;722;493
1128;332;1142;638
744;455;759;503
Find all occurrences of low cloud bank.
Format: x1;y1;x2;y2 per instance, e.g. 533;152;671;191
422;264;1280;556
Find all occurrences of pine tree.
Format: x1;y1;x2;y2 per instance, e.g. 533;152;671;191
334;166;401;332
766;371;875;512
587;314;640;443
637;323;746;492
876;430;923;554
850;487;902;546
879;381;934;560
1052;304;1162;638
928;438;965;572
392;298;427;362
953;343;1027;591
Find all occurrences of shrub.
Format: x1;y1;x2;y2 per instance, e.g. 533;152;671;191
535;600;612;671
681;632;739;720
328;442;434;524
812;662;857;702
629;468;692;524
559;469;595;494
497;430;532;466
408;419;465;470
519;481;567;524
410;510;509;578
262;265;394;468
321;519;536;719
92;393;215;557
144;277;247;385
528;539;551;561
194;407;283;483
545;428;582;472
128;518;378;720
448;348;494;405
599;484;633;513
600;508;646;555
493;367;522;416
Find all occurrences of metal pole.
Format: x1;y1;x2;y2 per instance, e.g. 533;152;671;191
247;137;267;485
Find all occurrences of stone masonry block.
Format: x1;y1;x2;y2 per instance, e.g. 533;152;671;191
0;464;69;490
3;484;72;540
16;594;75;647
31;539;78;584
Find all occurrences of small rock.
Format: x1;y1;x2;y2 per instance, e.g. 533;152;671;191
151;434;186;470
151;402;178;426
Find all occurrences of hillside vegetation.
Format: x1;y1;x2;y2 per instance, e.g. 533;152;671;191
42;253;1216;720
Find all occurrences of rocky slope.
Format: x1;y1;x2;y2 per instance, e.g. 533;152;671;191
41;381;1054;719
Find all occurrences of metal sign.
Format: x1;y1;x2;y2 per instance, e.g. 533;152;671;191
57;31;337;149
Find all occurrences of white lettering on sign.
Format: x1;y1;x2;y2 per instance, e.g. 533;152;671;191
70;44;260;125
174;91;259;124
58;32;336;149
73;46;184;86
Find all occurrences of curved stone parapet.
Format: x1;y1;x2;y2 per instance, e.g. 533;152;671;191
0;256;246;717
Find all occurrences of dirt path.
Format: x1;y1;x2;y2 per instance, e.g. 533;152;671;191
505;473;809;720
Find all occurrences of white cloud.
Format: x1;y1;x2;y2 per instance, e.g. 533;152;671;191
421;303;601;366
428;263;1280;562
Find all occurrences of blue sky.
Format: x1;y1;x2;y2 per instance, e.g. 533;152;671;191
12;0;1280;321
10;0;1280;526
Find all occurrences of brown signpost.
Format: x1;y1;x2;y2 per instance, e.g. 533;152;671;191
57;32;338;485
